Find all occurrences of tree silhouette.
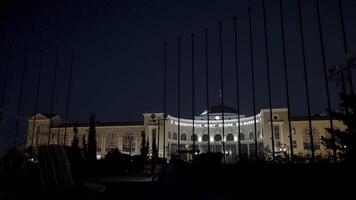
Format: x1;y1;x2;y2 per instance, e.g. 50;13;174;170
87;114;97;161
71;121;79;148
69;122;81;162
140;131;149;162
322;93;356;162
82;134;88;158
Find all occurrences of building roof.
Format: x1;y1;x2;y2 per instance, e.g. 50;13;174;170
201;105;238;115
54;121;143;128
290;115;332;121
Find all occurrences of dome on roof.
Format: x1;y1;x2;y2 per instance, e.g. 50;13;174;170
200;105;238;115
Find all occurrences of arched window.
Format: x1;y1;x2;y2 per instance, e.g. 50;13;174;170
191;134;197;141
239;133;245;141
249;132;255;140
214;134;222;142
226;134;234;141
202;134;209;142
172;132;178;140
168;131;172;139
181;133;187;141
303;128;320;150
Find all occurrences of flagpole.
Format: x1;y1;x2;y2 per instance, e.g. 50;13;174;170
337;0;353;94
262;0;275;162
233;16;242;161
14;49;28;148
48;50;59;145
64;51;74;146
297;0;315;162
31;49;44;146
218;22;226;164
248;8;258;159
0;46;12;127
315;0;337;161
204;29;211;154
191;34;196;157
177;38;181;156
163;42;167;158
279;0;294;162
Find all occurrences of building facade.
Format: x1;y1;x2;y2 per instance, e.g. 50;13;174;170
27;106;344;161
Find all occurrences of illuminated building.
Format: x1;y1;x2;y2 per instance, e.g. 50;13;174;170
27;106;344;162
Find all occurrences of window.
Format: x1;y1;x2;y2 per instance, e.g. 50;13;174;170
191;134;197;141
181;133;187;141
239;133;245;141
202;134;209;142
291;128;296;135
249;132;255;140
96;133;101;151
258;130;263;139
123;133;136;153
292;140;297;148
170;144;178;155
272;114;279;121
274;126;280;140
303;128;320;150
168;131;172;139
249;143;256;156
214;134;222;142
106;133;118;151
172;132;178;140
226;134;234;141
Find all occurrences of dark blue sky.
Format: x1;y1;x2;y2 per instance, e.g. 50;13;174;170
0;0;355;147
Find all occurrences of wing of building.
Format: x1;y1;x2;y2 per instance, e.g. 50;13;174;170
26;107;345;162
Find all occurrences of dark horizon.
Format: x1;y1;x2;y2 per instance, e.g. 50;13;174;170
1;0;356;148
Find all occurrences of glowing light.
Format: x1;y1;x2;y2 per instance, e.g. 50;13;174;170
215;116;220;120
96;155;102;160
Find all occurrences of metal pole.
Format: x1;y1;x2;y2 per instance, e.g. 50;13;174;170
218;22;226;164
297;0;315;162
262;0;275;162
204;29;211;153
48;50;59;145
14;49;28;148
337;0;353;94
163;43;167;158
0;46;12;126
248;8;258;159
177;38;181;156
315;0;337;161
157;119;160;157
191;34;196;156
31;49;44;146
64;51;74;146
279;0;294;162
233;16;242;161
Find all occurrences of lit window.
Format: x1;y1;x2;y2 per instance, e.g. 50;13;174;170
214;134;222;142
202;134;209;142
274;126;280;140
249;132;255;140
226;134;234;141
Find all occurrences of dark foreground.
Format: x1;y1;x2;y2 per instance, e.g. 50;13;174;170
1;162;355;199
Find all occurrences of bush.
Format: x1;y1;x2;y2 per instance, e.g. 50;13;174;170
193;152;222;166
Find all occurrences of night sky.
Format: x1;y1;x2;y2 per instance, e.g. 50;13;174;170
0;0;355;148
